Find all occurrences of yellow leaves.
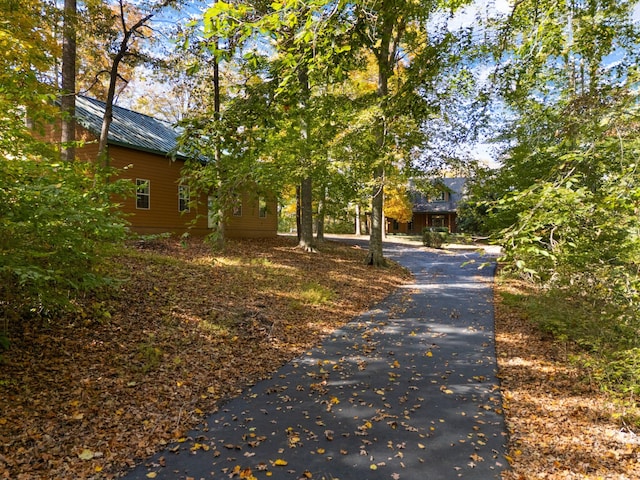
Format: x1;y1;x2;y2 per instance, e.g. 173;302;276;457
78;448;95;460
287;433;301;448
470;453;484;463
190;443;210;452
369;464;378;470
384;185;413;223
417;443;426;449
272;459;288;466
2;237;412;480
146;473;157;479
228;466;257;479
425;350;433;357
439;385;454;395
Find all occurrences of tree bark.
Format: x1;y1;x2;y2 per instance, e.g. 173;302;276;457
296;185;302;242
60;0;76;162
299;177;314;250
366;165;386;266
366;19;395;266
297;64;315;251
316;185;326;243
97;2;155;164
212;24;225;248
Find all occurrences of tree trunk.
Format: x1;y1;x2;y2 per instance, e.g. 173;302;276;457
97;6;155;165
299;176;315;251
365;10;397;266
366;165;386;266
355;203;361;235
97;45;126;164
297;64;315;251
316;185;326;243
296;185;302;242
212;27;225;249
60;0;76;162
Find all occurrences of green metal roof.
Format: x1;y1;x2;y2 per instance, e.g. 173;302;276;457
75;96;187;159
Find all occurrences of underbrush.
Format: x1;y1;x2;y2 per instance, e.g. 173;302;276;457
499;279;640;426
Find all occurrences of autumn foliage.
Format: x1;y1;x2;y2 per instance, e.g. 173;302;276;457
0;237;409;479
384;185;413;224
495;279;640;479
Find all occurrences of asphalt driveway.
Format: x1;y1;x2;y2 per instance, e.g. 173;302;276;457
122;239;509;479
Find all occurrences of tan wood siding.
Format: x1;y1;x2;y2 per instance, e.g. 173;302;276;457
107;146;210;236
42;120;277;238
225;193;278;239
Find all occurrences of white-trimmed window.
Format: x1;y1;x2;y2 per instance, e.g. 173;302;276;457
258;196;267;218
136;179;150;209
178;185;190;212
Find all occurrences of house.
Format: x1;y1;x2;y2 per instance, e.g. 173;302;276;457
387;177;466;234
50;96;278;238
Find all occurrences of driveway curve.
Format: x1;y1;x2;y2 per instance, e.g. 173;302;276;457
122;239;509;480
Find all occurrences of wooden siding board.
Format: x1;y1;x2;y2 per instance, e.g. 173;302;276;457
225;193;278;238
108;146;208;233
41;104;278;238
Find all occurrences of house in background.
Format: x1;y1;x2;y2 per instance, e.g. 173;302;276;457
387;177;466;234
49;96;277;238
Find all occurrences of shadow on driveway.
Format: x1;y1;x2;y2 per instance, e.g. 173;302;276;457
122;238;509;479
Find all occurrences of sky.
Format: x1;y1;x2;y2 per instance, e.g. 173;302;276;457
446;0;640;167
122;0;640;168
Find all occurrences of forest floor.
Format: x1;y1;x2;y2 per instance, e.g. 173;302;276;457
495;278;640;479
0;235;638;479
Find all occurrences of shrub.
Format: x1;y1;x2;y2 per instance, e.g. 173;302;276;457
422;227;449;248
0;156;130;325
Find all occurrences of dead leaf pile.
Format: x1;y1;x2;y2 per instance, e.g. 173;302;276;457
495;279;640;479
4;238;638;479
0;237;409;479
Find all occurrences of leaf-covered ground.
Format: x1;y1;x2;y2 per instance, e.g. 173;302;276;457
0;237;410;479
495;279;640;479
2;237;639;479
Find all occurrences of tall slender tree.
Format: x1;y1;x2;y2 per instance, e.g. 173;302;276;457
60;0;76;162
469;0;640;316
95;0;183;163
350;0;473;265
